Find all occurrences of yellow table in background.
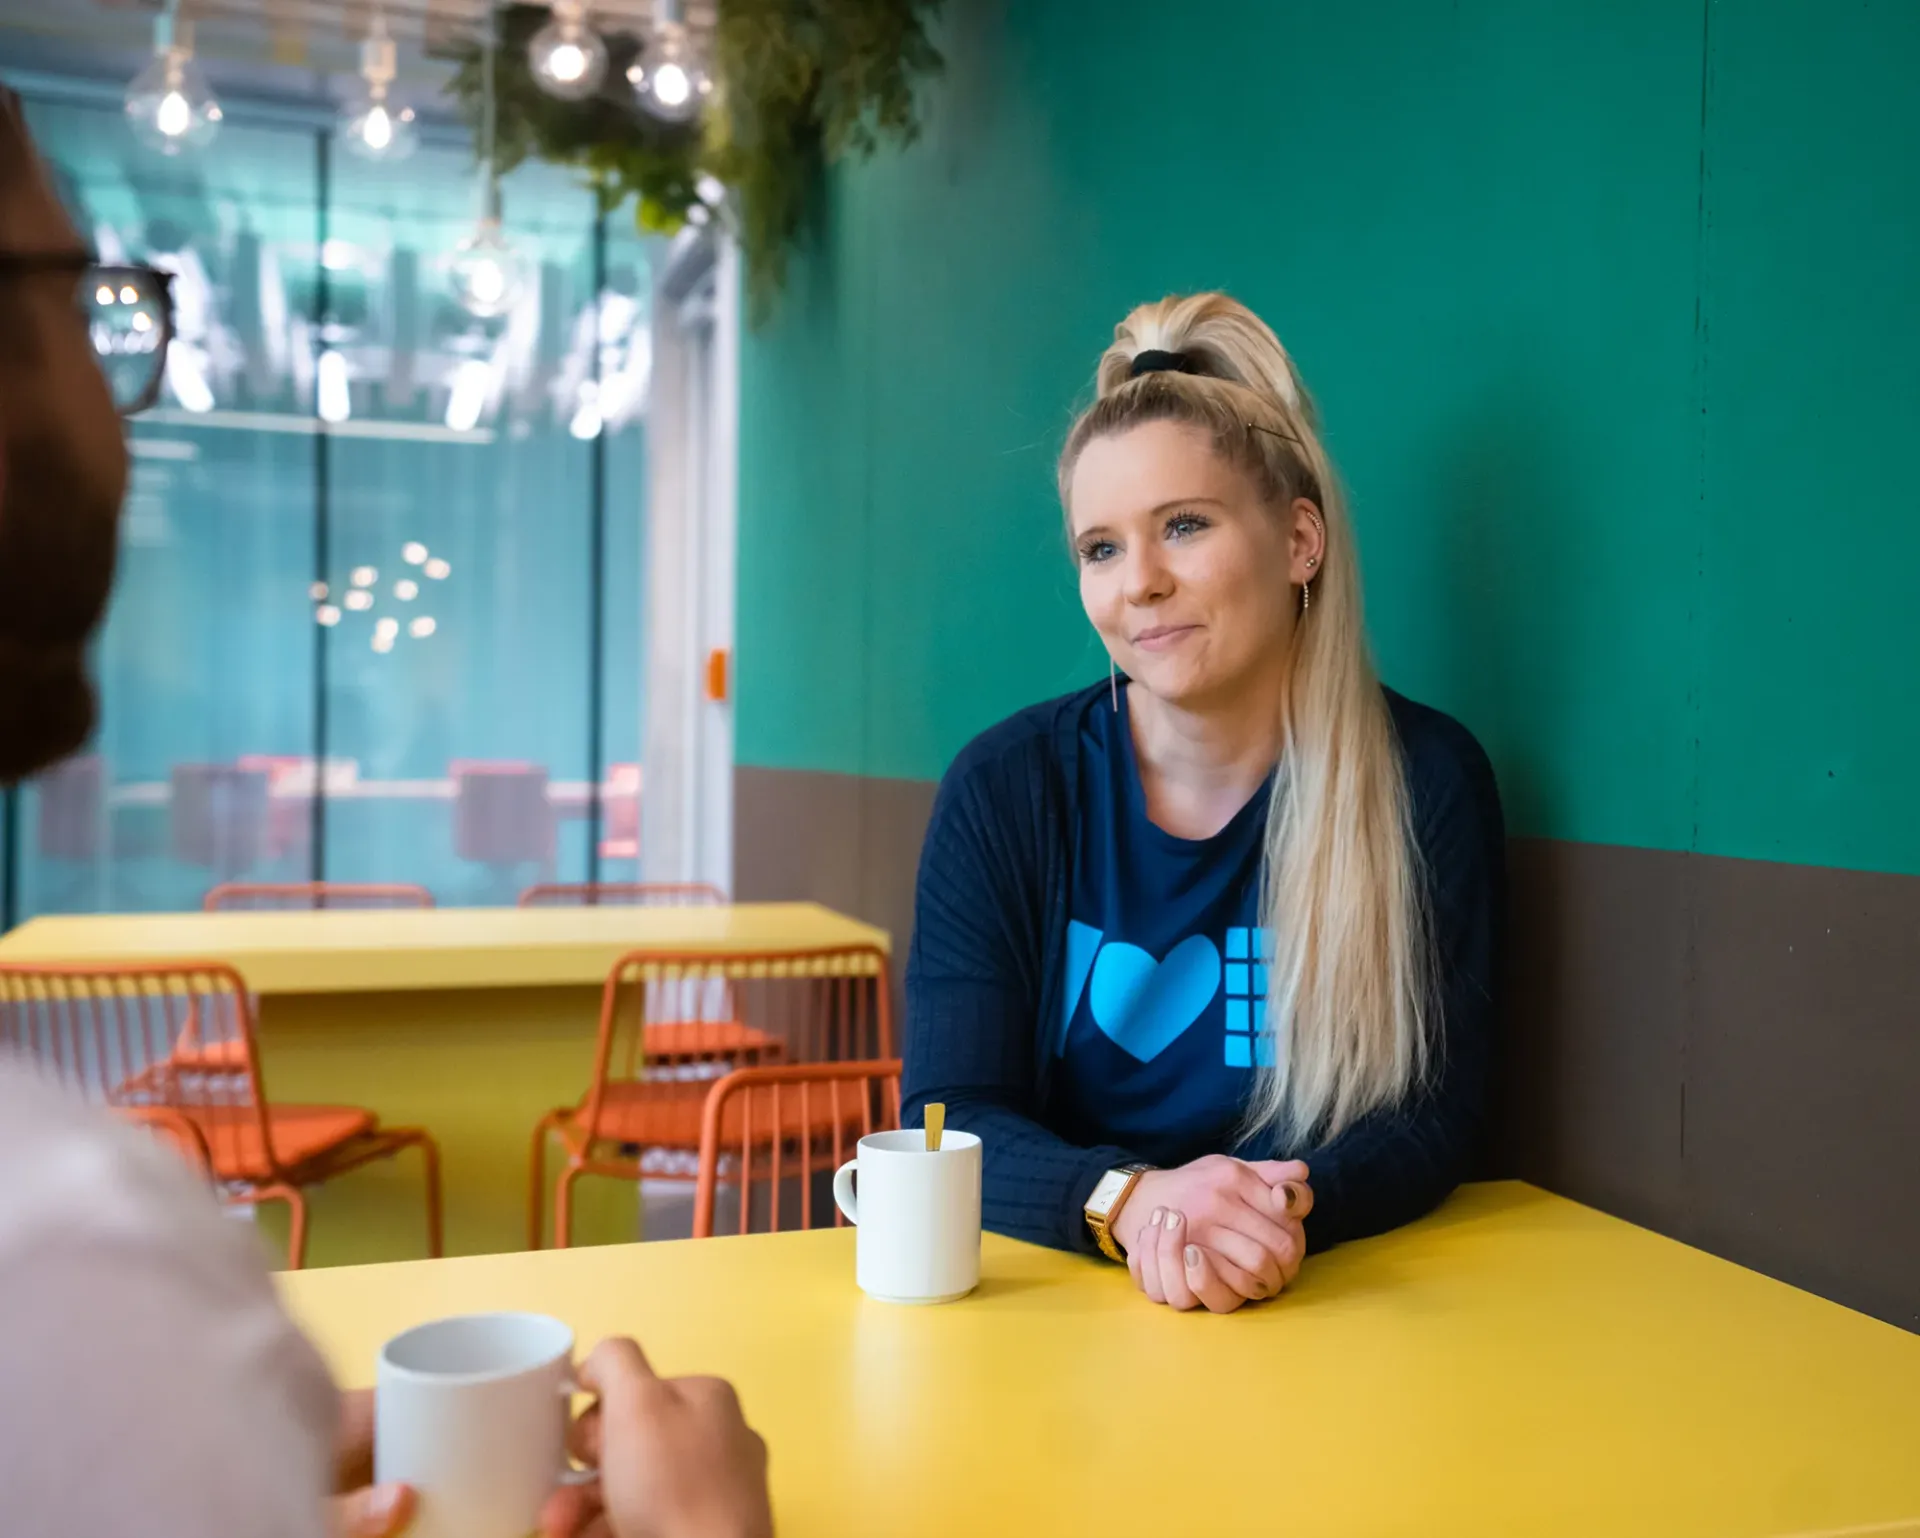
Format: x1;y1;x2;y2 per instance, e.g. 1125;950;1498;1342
280;1182;1920;1538
0;903;889;1267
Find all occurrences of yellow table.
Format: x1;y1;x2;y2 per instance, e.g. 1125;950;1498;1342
0;903;889;1267
280;1182;1920;1538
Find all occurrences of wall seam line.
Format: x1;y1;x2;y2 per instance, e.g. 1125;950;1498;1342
1680;0;1719;1236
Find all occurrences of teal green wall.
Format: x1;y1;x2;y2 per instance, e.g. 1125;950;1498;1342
737;0;1920;875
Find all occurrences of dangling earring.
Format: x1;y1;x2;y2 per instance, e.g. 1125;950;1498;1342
1300;510;1324;618
1110;657;1119;712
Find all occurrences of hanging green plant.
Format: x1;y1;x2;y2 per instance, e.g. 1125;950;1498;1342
448;2;943;319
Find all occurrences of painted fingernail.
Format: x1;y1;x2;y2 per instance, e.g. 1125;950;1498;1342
1165;1210;1183;1229
1148;1207;1165;1228
1277;1182;1301;1212
1185;1245;1201;1269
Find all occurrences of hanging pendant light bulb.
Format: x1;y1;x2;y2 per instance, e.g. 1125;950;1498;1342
339;10;418;161
627;0;712;125
529;0;608;101
450;209;526;318
450;9;527;319
126;4;222;155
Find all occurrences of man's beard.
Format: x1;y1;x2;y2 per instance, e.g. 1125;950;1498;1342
0;632;93;781
0;425;119;783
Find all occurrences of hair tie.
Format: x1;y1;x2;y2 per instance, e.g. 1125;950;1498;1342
1129;349;1200;378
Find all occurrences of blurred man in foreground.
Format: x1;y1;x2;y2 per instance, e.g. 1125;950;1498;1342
0;86;772;1538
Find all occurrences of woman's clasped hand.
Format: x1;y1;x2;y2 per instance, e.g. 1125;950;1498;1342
1112;1156;1312;1314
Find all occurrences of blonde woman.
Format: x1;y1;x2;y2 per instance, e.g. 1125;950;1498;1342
902;293;1504;1314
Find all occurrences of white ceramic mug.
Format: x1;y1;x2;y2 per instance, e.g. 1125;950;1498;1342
832;1128;982;1304
375;1311;583;1538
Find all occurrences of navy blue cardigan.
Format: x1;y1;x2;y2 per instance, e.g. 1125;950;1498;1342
901;682;1505;1257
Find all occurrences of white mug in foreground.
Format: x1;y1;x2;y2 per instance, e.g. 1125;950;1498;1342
832;1128;982;1304
375;1311;579;1538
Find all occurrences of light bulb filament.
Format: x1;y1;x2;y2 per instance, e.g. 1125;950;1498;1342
467;259;506;306
156;90;192;138
652;62;691;107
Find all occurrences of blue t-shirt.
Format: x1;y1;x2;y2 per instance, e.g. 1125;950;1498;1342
1047;688;1274;1168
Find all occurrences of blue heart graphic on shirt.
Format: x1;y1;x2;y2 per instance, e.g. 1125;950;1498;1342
1088;935;1222;1063
1058;920;1104;1056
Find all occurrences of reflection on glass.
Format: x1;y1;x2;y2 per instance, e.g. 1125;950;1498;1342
11;92;656;919
84;265;172;412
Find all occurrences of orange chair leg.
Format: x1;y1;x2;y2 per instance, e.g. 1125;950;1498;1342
286;1188;309;1269
417;1134;444;1259
528;1112;559;1252
252;1184;309;1270
554;1162;583;1250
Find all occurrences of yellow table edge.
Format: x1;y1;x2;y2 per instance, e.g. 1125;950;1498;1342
0;901;891;994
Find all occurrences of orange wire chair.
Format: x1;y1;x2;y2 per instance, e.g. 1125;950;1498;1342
516;882;726;907
111;1104;311;1239
529;943;892;1248
692;1060;902;1238
519;881;767;1088
205;881;436;911
0;960;442;1268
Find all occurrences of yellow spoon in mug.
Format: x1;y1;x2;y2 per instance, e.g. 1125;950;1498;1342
924;1102;945;1153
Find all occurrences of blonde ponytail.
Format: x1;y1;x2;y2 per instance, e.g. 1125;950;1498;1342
1060;293;1433;1147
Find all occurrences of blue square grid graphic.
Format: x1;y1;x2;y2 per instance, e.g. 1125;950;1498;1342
1222;927;1271;1068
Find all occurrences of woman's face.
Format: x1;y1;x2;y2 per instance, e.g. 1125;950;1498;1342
1067;419;1318;712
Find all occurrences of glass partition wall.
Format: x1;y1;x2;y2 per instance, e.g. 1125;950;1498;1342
9;89;653;918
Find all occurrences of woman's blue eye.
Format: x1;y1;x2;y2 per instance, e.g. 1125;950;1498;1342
1079;539;1117;564
1166;513;1209;539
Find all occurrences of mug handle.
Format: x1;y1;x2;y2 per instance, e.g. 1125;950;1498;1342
831;1159;859;1224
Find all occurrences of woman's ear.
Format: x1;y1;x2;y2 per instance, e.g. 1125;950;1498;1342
1287;497;1326;586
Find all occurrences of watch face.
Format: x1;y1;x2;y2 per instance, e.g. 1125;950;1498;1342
1087;1170;1129;1218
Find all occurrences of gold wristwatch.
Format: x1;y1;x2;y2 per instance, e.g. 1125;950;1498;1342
1084;1163;1154;1262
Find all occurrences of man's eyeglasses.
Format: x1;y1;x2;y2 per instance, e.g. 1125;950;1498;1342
0;255;175;416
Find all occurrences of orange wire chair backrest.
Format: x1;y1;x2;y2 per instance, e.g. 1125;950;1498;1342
205;882;436;912
0;960;283;1180
518;882;727;908
577;944;894;1144
692;1060;903;1238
